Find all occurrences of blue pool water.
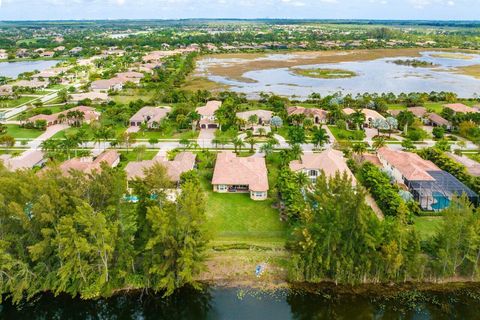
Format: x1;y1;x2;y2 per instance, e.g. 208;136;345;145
431;192;450;211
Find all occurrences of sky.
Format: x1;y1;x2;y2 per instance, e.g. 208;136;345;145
0;0;479;21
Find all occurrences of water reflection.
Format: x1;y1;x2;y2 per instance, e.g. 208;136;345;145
198;51;480;99
1;286;479;319
0;60;61;78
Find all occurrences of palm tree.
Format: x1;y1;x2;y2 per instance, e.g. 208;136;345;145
352;143;367;160
257;127;266;137
351;109;366;131
372;136;387;151
289;143;303;160
312;126;330;150
231;137;245;154
245;137;257;153
295;171;311;188
260;142;274;157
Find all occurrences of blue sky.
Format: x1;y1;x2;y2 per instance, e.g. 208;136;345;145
0;0;479;20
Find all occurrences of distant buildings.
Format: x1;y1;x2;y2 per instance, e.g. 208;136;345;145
69;92;110;103
444;103;479;114
212;151;269;201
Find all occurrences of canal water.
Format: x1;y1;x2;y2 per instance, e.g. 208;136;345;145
1;286;479;319
0;60;61;78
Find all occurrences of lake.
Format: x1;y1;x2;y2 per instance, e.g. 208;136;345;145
197;51;480;99
0;60;61;78
1;285;479;319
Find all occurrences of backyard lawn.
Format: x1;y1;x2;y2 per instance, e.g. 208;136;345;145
413;216;444;240
200;169;287;242
6;124;44;139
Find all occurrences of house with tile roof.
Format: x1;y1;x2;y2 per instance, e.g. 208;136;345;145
57;150;120;177
377;147;477;210
212;151;269;201
343;108;385;127
196;100;222;129
129;106;171;129
289;149;356;185
444;103;479;114
27;106;100;127
125;152;196;184
287;106;328;124
425;113;452;130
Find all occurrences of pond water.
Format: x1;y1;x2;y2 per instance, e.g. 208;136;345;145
198;51;480;99
0;60;61;78
1;286;479;319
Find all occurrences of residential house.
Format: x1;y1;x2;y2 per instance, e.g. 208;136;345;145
212;151;269;201
237;110;273;125
444;103;479;114
289;149;356;185
0;50;8;60
57;150;120;177
40;51;55;58
343;108;385;127
129;106;171;129
125;152;196;185
27;106;100;127
389;107;427;119
377;147;478;211
91;78;124;92
69;92;110;103
0;85;14;97
32;67;69;81
69;47;83;55
116;71;144;84
446;153;480;177
14;79;48;89
196;100;222;129
54;46;66;52
426;113;452;130
287;106;328;124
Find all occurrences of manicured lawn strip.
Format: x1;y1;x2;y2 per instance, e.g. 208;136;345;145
138;129;199;140
328;125;365;141
117;150;158;168
6;124;44;139
413;216;444;241
52;125;126;139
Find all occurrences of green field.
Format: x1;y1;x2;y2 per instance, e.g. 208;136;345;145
0;96;37;108
5;124;44;139
138;129;199;140
200;167;286;242
328;125;365;141
291;67;357;79
52;124;126;139
413;216;444;240
111;89;155;104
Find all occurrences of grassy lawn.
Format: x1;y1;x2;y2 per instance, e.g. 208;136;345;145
5;124;44;139
424;102;444;114
117;150;158;169
328;125;365;141
413;216;444;241
0;96;37;108
52;124;126;139
387;104;406;110
138;129;199;140
199;167;287;242
111;88;155;105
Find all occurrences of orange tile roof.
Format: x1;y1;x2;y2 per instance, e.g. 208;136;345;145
289;149;356;185
444;103;478;114
377;147;440;181
125;152;196;182
212;152;269;192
